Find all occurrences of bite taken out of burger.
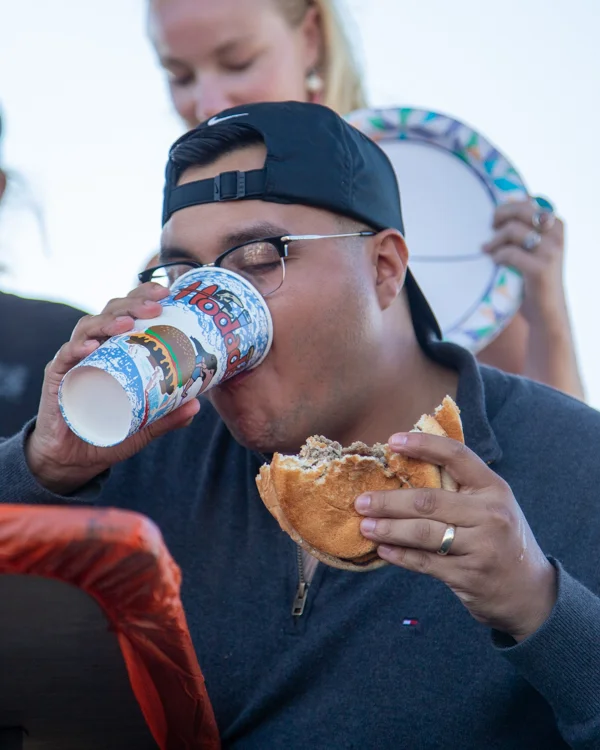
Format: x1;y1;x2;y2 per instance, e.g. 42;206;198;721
256;397;463;572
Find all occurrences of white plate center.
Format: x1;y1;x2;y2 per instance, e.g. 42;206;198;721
382;140;497;333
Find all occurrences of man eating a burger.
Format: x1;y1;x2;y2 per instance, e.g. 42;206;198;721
0;102;599;748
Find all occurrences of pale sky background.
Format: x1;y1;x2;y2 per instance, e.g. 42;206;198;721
1;0;599;401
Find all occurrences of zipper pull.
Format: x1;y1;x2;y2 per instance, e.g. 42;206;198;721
292;582;309;617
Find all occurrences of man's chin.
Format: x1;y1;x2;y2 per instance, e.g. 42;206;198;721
207;397;300;455
219;416;278;455
207;389;272;451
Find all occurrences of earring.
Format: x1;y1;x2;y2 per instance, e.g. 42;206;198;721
305;69;324;95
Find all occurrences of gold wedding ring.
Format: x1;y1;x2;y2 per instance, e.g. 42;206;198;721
437;525;456;556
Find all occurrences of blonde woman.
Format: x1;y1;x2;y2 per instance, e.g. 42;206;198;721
147;0;583;399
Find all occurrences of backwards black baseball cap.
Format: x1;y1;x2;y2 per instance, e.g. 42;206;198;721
162;101;441;342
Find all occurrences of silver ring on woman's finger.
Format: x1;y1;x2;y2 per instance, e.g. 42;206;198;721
523;230;542;251
436;525;456;556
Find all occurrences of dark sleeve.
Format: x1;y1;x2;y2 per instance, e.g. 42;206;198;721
0;421;107;505
493;559;600;749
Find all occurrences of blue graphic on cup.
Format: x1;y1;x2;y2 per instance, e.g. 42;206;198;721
59;267;273;447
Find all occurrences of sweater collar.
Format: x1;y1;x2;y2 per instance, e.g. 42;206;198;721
424;339;502;465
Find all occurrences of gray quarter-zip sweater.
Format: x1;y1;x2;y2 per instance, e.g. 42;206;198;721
1;341;600;749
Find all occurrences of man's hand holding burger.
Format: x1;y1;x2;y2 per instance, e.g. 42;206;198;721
356;434;557;642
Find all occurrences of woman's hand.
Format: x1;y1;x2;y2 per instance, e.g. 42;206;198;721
481;198;584;399
483;198;564;325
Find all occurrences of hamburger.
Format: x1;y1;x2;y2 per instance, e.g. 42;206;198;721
256;396;463;572
127;325;197;395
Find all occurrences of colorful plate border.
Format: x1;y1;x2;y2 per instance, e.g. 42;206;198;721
345;106;529;353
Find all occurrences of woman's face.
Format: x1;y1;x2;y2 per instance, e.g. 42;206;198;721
148;0;321;128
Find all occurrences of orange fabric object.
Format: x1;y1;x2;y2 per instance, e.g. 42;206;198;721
0;504;220;750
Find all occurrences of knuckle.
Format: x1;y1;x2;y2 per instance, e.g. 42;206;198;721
415;488;437;516
407;431;425;449
413;550;431;574
370;491;391;513
506;219;524;237
467;545;496;576
415;519;433;544
390;546;431;574
493;204;513;225
449;439;469;464
52;342;72;363
487;504;515;532
72;314;95;334
44;357;57;375
461;567;485;594
374;518;392;539
128;285;150;297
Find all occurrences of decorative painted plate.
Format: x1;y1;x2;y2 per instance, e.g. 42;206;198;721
345;107;529;353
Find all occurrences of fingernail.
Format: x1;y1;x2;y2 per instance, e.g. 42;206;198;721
83;339;99;350
143;299;159;307
115;316;131;323
355;494;371;511
389;433;408;448
361;518;377;533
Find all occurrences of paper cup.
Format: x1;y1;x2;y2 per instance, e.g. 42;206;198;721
59;268;273;447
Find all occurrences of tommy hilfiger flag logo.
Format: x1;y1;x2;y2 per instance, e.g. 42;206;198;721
402;618;421;632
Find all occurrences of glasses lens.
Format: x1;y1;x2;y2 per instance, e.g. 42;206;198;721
148;263;198;288
222;241;284;296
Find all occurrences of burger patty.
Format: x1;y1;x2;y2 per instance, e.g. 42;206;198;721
299;436;389;469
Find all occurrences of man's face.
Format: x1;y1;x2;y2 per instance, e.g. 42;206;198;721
160;145;389;453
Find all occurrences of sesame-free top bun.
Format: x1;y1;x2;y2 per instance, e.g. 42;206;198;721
256;397;463;572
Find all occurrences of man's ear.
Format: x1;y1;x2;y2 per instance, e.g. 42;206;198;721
0;170;6;203
371;229;409;311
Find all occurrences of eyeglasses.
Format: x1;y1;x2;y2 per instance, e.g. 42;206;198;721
139;232;375;297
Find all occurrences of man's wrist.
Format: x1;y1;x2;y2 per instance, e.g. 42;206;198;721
24;434;93;496
509;562;558;643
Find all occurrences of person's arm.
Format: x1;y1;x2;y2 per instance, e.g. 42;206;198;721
482;199;585;400
522;290;584;400
356;432;599;748
0;422;106;505
493;560;600;749
0;282;199;503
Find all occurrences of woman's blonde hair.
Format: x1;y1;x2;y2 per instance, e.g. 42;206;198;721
278;0;367;115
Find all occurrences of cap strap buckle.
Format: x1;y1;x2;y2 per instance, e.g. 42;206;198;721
214;171;246;201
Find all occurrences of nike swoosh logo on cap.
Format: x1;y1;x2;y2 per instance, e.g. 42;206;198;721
207;113;249;126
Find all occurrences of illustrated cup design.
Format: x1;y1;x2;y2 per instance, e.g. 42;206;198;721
59;268;273;447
